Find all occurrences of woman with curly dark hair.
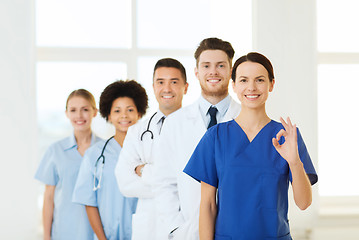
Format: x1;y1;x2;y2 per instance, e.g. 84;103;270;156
73;80;148;240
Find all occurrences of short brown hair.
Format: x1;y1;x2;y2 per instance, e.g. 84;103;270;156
66;89;96;110
194;38;235;66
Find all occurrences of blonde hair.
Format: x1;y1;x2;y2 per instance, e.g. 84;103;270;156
66;89;97;110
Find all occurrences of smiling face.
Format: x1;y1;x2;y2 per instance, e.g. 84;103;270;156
108;97;140;135
153;67;188;116
195;50;232;102
233;61;274;111
66;96;97;132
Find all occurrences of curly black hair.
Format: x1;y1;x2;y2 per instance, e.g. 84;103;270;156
99;80;148;121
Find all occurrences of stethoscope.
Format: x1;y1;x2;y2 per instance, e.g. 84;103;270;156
93;136;114;191
140;112;157;141
93;112;159;190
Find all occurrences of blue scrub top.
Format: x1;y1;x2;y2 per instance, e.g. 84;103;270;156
72;138;137;240
184;120;317;240
35;133;101;240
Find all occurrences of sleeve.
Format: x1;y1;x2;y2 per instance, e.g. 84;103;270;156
72;149;98;206
152;116;185;235
34;146;59;186
183;128;218;188
289;128;318;185
115;125;154;198
140;163;154;185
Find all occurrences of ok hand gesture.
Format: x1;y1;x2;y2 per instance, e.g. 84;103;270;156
272;117;301;166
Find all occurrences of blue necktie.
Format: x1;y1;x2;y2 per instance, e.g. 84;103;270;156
207;106;218;129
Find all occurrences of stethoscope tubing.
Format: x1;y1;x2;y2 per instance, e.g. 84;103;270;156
140;112;157;141
93;136;114;191
93;111;158;191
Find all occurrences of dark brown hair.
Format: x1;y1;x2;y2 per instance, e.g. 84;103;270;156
232;52;275;82
153;58;187;83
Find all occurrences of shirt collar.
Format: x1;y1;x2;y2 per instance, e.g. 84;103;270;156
199;94;230;117
107;136;122;153
154;110;165;125
64;133;97;151
215;94;231;116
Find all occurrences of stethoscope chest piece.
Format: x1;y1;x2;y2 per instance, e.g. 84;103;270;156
140;112;157;141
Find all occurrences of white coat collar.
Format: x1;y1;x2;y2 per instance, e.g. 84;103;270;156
186;96;240;122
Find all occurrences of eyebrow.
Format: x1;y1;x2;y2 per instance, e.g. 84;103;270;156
200;61;227;65
255;75;266;78
155;78;180;81
69;105;90;109
113;105;135;108
239;75;266;78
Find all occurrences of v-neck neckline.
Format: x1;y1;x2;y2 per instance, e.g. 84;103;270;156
232;119;273;143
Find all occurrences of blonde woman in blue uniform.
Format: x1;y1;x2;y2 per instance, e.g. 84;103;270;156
35;89;101;240
72;80;148;240
184;52;318;240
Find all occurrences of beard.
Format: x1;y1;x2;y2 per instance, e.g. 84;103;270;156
200;82;229;98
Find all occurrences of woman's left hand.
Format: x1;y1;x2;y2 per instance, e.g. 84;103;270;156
272;117;301;166
135;164;145;177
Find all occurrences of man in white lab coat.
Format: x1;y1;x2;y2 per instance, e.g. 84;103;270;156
115;58;188;240
153;38;241;240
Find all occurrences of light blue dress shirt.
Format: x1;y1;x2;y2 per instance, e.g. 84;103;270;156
198;94;231;127
73;138;138;240
35;133;101;240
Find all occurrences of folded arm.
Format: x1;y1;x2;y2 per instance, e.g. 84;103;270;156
115;126;154;198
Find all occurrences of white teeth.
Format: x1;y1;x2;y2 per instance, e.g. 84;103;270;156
208;79;220;83
162;96;173;99
246;95;259;99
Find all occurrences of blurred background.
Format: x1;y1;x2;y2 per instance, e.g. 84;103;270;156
0;0;358;239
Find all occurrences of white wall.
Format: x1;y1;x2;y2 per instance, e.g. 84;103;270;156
0;0;39;239
252;0;318;239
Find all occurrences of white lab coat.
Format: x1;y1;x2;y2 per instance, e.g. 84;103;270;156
153;97;241;240
115;111;166;240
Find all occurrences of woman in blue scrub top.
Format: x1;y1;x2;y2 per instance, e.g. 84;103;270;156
72;80;148;240
35;89;101;240
184;52;318;240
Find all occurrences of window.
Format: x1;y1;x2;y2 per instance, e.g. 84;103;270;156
36;0;132;48
36;0;252;151
317;0;359;197
318;64;359;196
36;61;127;145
